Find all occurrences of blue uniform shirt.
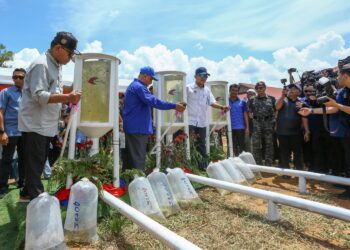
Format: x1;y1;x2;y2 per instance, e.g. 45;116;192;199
123;79;176;134
0;86;22;136
329;88;350;137
229;97;247;129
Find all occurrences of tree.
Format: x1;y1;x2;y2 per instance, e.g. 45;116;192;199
0;43;14;68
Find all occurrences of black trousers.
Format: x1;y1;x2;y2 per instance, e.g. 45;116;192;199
189;125;207;169
340;137;350;178
231;129;245;156
0;136;24;189
20;132;50;199
124;133;148;171
277;134;303;170
328;136;344;175
310;131;330;173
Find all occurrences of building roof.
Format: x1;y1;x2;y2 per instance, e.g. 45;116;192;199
239;83;282;98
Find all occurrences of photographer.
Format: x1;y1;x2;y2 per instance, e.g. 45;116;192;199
300;84;332;173
299;63;350;198
275;84;309;172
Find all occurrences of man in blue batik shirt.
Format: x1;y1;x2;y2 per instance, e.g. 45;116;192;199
228;84;249;156
123;66;186;171
0;68;26;197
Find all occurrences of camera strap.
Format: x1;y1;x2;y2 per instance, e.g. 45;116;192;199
322;105;329;132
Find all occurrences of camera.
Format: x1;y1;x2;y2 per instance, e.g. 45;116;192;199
300;68;338;103
316;96;329;105
280;78;287;87
315;76;337;98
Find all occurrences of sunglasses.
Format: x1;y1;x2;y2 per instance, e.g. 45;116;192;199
199;73;209;79
304;90;314;93
61;46;73;57
12;75;24;80
255;86;265;90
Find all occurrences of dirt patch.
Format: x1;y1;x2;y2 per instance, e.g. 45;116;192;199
69;173;350;250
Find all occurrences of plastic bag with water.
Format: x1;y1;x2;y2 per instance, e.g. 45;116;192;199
25;192;67;250
219;159;248;185
228;157;256;184
166;168;202;208
238;151;262;179
206;162;233;195
148;171;181;217
129;175;165;221
64;178;99;243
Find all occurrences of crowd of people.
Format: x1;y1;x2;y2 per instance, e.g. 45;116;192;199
0;30;350;201
228;63;350;199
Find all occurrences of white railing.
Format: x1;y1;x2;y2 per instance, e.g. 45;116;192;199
186;174;350;222
101;191;202;250
246;164;350;193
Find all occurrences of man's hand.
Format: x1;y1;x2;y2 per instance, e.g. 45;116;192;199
175;102;186;112
221;106;230;113
304;131;310;142
324;97;338;108
245;128;250;135
68;91;82;104
0;132;8;145
298;107;311;116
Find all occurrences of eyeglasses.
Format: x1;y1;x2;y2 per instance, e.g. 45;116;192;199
61;46;73;57
12;76;24;80
255;86;265;90
304;90;313;93
199;73;209;79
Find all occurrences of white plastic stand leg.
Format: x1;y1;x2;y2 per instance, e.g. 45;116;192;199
267;200;280;222
298;176;307;194
89;138;99;156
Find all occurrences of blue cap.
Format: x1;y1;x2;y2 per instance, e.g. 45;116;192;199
140;66;158;81
195;67;210;76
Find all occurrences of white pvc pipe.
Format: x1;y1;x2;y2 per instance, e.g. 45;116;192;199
186;174;350;222
113;61;120;187
299;176;307;194
89;138;99;156
247;164;350;186
101;191;202;250
267;200;280;222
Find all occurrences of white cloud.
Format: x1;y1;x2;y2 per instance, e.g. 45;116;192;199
2;32;350;87
273;31;350;71
6;48;41;69
82;40;103;53
186;0;350;51
117;44;284;86
52;0;350;52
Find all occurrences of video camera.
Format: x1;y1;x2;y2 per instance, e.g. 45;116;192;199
300;68;338;105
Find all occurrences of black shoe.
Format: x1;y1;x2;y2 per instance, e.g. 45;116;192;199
337;190;350;200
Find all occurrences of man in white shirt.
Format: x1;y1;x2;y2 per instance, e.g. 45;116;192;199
187;67;230;170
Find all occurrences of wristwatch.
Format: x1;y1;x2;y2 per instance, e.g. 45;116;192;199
0;128;4;134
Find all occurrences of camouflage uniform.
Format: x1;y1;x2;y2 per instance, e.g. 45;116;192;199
249;94;276;166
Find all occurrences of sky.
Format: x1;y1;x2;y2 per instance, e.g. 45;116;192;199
1;0;350;86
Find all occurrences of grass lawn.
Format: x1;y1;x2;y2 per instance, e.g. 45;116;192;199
0;184;27;250
1;176;350;250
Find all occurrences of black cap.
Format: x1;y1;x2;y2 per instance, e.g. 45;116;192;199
255;81;266;88
287;83;301;90
195;67;210;76
52;31;81;55
340;63;350;74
